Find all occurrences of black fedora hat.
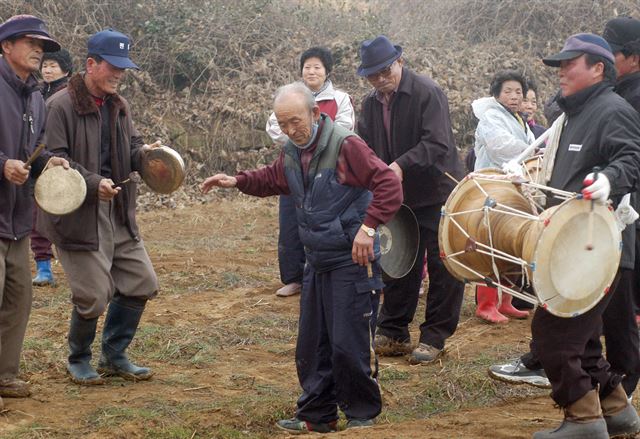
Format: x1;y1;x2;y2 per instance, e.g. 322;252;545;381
357;35;402;77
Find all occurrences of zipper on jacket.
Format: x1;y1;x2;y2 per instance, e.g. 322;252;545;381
11;96;31;239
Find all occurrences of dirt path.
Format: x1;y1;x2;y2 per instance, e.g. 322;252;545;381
0;198;587;438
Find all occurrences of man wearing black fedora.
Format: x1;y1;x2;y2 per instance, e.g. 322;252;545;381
356;35;465;364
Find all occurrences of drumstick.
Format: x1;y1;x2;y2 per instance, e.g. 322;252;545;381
444;172;460;184
111;178;131;189
367;262;373;278
111;172;142;189
23;143;47;169
585;167;600;251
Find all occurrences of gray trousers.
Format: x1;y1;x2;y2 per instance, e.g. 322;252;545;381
58;201;158;319
0;237;32;380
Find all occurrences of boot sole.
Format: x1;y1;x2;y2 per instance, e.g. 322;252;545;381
408;354;441;365
67;372;105;386
610;432;640;439
499;313;529;319
374;343;412;357
0;389;31;398
275;423;336;434
96;367;154;381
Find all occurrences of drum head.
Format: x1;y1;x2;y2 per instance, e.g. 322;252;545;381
35;167;87;215
526;198;621;317
379;204;419;279
140;146;185;194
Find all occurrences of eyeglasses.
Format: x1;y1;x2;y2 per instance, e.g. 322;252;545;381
366;62;395;80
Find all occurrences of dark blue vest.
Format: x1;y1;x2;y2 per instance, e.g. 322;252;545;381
283;115;380;272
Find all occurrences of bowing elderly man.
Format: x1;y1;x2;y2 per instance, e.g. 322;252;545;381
202;82;402;433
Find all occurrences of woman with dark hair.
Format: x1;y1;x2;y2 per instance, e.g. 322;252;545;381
471;70;535;323
520;79;546;138
266;47;354;297
473;70;535;170
40;48;73;100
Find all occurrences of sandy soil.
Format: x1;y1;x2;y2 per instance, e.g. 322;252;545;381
0;197;596;438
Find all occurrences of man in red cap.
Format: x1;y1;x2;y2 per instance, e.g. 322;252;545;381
0;14;68;406
356;35;465;365
38;29;160;386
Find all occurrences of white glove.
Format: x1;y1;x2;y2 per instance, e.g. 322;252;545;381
582;172;610;203
615;193;639;231
502;159;523;177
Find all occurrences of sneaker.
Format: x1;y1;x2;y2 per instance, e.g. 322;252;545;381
488;358;551;389
276;417;337;434
346;418;375;429
276;282;302;297
374;334;411;356
408;343;442;364
0;378;31;398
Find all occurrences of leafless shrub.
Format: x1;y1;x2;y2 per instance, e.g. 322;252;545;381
2;0;638;172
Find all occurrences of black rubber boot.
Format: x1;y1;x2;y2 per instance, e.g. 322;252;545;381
97;294;153;381
67;309;104;385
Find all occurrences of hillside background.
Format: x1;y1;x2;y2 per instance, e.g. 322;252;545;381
3;0;640;180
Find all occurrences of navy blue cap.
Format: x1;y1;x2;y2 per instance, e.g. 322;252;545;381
87;29;138;70
357;35;403;77
0;15;60;52
543;33;614;67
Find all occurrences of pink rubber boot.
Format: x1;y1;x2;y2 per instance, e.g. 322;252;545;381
498;292;530;319
475;285;508;324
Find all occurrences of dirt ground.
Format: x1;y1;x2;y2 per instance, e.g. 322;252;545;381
0;196;615;438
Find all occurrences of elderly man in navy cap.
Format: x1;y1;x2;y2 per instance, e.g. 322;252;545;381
37;29;161;386
0;14;69;406
356;35;465;365
525;33;640;438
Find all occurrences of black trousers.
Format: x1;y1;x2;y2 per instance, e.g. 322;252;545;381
377;204;465;349
278;195;305;285
525;268;640;399
603;268;640;396
295;262;383;423
531;272;623;407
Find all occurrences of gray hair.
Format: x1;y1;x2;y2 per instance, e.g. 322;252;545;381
273;81;315;111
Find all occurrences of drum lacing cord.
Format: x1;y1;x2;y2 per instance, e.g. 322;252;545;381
448;175;535;299
483;201;504;305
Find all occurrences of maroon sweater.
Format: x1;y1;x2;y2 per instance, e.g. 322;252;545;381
236;129;402;228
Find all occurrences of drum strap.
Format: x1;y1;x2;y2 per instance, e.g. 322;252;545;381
540;113;567;185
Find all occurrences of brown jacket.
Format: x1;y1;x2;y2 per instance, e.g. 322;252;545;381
37;73;145;250
357;67;464;209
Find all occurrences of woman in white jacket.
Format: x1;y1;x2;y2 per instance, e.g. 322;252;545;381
471;70;535;323
473;71;535;170
265;47;355;297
